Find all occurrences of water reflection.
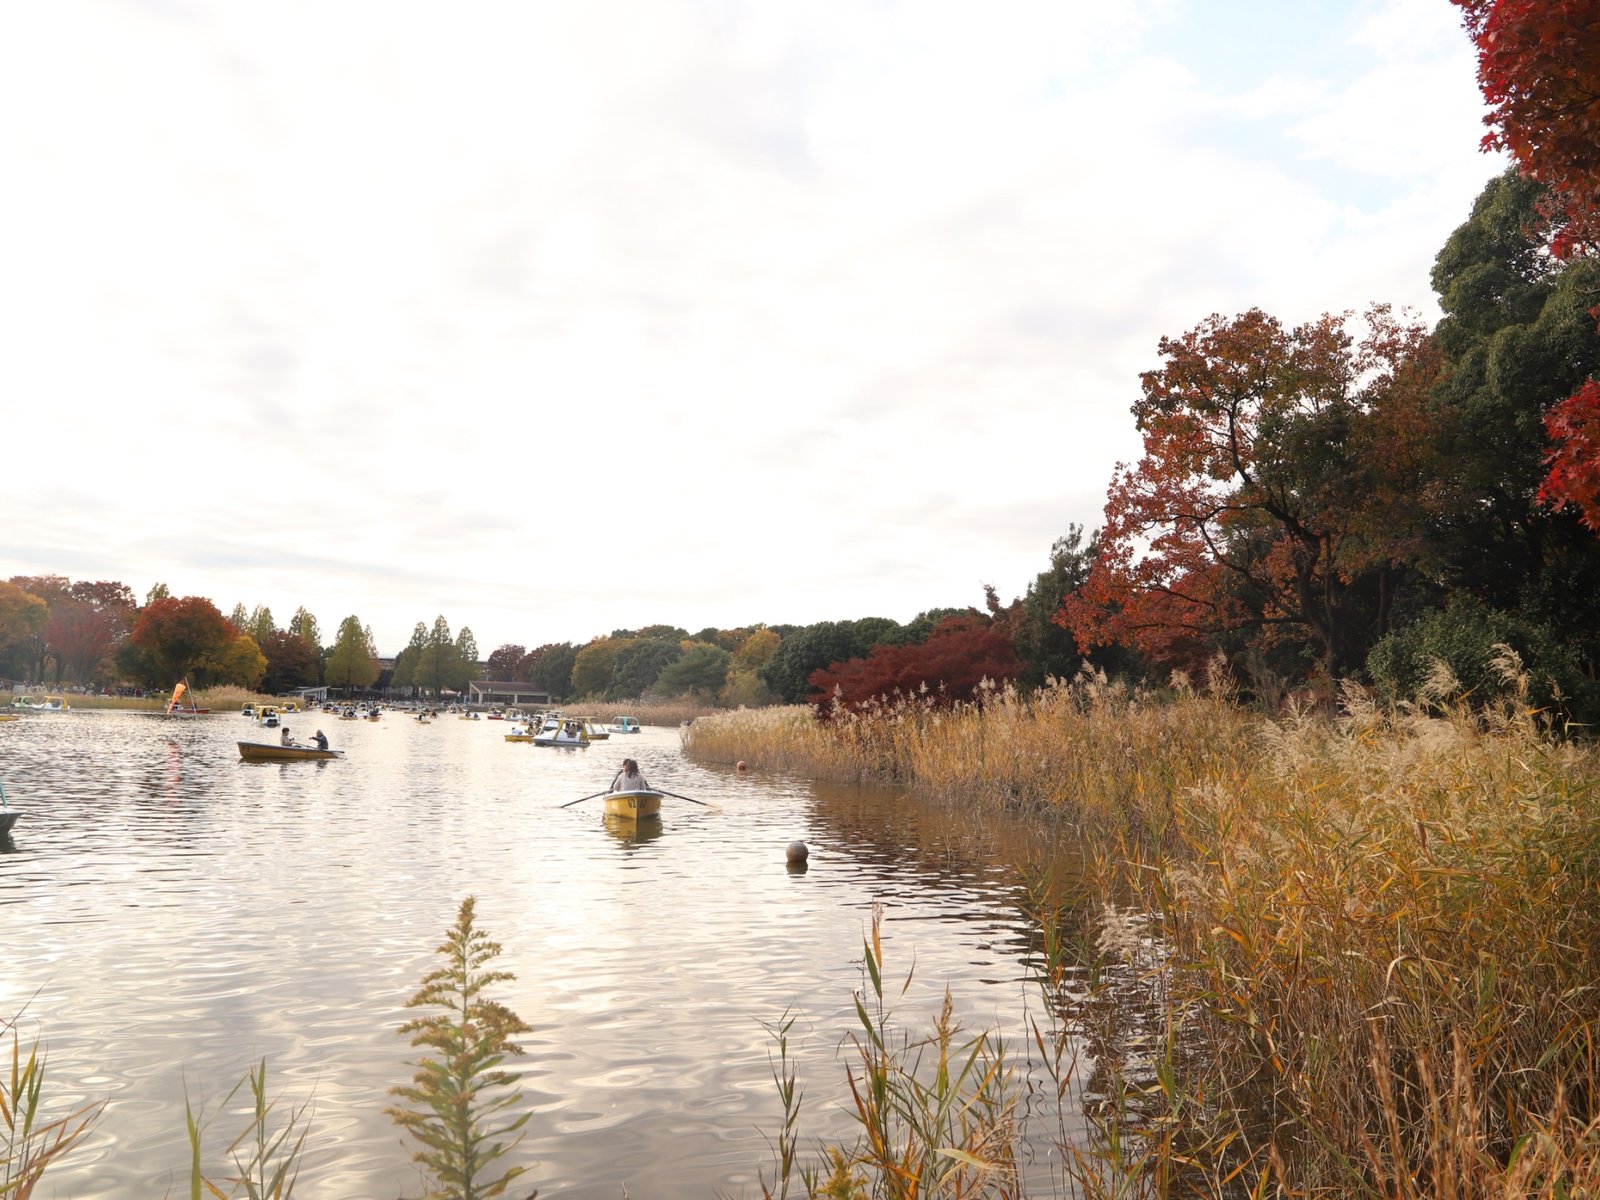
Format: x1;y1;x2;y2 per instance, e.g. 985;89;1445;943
1;711;1095;1198
601;812;663;847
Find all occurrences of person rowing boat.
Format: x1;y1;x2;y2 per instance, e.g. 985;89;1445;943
608;758;649;792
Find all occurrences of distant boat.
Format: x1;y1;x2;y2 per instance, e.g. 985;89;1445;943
165;679;209;716
610;716;642;734
533;714;591;748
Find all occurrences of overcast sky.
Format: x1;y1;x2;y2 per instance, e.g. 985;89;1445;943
2;0;1503;655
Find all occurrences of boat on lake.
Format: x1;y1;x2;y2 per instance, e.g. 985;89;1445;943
238;741;344;762
164;680;209;716
604;789;663;819
610;716;642;734
533;714;591;747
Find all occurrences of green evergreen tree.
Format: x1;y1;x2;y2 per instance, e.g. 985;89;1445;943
325;615;378;695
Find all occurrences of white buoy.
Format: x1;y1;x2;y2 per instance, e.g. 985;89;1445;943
785;840;808;864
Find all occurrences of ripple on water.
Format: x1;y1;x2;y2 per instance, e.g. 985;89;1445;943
1;710;1091;1198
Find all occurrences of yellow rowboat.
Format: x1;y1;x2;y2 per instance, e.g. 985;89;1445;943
238;741;345;762
603;790;663;820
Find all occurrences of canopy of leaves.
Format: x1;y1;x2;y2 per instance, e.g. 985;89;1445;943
1061;306;1440;678
1012;525;1097;687
201;634;267;689
1452;1;1600;531
1428;171;1600;656
455;626;479;671
608;639;682;699
1453;0;1600;257
808;615;1022;715
485;643;526;681
260;631;320;694
1367;594;1590;717
760;619;906;703
0;580;50;672
732;628;780;672
288;606;322;651
325;615;379;692
132;596;237;685
42;581;136;685
570;638;629;698
655;644;732;700
523;642;577;699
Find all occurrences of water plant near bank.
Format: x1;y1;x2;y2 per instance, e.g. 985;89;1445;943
4;898;534;1200
689;661;1600;1195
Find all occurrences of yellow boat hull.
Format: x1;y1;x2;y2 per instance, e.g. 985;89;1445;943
604;790;662;819
238;741;344;762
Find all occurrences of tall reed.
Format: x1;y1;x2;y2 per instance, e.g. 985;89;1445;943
692;664;1600;1195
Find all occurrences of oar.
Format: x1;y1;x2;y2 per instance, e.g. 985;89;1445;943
655;788;720;811
560;790;610;809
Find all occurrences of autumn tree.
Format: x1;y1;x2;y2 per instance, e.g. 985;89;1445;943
726;629;774;673
760;619;906;703
325;615;379;695
0;581;50;681
131;596;238;685
201;633;267;689
808;615;1023;715
486;643;526;681
1454;0;1600;257
570;637;631;698
1061;306;1441;678
43;580;136;685
260;630;320;694
1453;0;1600;529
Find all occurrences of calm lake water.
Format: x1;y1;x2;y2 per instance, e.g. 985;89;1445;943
1;708;1091;1198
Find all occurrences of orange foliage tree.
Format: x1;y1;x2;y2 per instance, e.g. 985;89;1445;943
1058;306;1440;679
131;596;239;686
1453;0;1600;529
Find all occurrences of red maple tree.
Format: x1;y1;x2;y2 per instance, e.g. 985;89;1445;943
1058;307;1439;677
1453;0;1600;529
807;614;1022;716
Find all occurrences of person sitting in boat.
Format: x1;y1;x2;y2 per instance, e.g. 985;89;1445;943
609;758;648;793
280;725;293;746
313;729;329;751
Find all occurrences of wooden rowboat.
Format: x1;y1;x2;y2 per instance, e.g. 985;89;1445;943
238;741;345;762
603;789;663;819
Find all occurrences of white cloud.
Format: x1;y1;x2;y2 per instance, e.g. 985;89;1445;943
1;0;1503;653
